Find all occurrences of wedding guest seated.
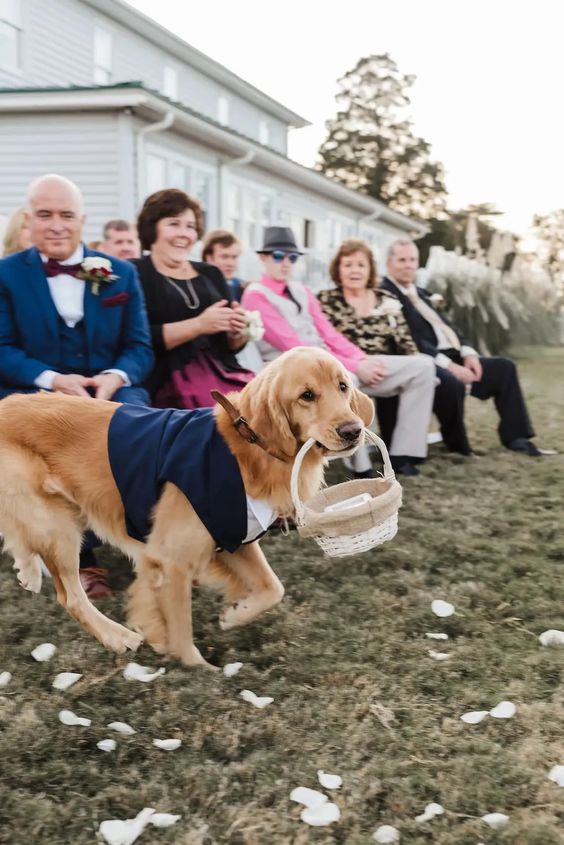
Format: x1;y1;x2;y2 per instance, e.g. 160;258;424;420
2;207;32;256
202;228;245;301
380;238;547;457
101;218;141;261
134;189;255;408
0;174;153;597
241;227;435;476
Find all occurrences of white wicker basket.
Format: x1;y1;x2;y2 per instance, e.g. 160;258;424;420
291;429;402;558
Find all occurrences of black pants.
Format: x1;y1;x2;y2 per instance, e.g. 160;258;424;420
376;356;535;455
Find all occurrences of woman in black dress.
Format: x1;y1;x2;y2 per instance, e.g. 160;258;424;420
135;189;254;408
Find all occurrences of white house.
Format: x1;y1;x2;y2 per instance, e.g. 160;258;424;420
0;0;427;282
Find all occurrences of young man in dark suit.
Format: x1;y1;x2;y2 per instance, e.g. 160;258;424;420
0;174;154;596
379;238;544;458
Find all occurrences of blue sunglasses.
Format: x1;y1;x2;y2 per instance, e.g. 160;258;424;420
270;250;300;264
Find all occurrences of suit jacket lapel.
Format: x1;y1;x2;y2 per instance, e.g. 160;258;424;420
23;247;60;344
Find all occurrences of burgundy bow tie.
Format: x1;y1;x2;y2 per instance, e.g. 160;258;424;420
43;258;83;278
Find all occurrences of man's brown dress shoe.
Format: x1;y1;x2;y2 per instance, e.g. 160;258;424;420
79;567;113;600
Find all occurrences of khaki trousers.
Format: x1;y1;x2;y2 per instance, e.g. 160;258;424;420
345;354;436;472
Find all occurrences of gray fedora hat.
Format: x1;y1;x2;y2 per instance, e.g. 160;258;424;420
257;226;304;254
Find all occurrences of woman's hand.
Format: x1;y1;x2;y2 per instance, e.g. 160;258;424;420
227;301;249;337
357;356;388;386
195;300;234;334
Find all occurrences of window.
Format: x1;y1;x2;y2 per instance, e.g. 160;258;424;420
146;154;166;195
217;96;229;126
259;120;270;146
170;162;189;191
93;25;112;84
163;65;178;100
0;0;22;72
193;170;211;230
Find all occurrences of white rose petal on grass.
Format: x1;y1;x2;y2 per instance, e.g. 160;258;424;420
425;633;449;640
240;689;274;709
539;629;564;647
428;650;450;661
107;721;136;735
152;738;181;750
31;642;56;662
0;671;12;687
123;662;166;683
52;672;82;690
58;709;91;727
372;824;401;843
548;765;564;786
460;710;489;725
481;812;509;829
489;701;516;719
317;770;343;790
301;802;340;826
415;802;445;823
97;739;117;752
431;600;455;618
290;787;328;808
223;662;243;677
99;807;156;845
149;813;182;828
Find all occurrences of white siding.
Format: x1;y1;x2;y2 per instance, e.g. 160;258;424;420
1;0;289;153
0;111;133;241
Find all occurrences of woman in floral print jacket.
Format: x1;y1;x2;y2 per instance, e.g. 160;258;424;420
318;238;418;356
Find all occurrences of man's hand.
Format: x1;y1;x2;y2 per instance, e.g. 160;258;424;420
448;361;478;385
357;356;388;386
463;354;483;382
90;372;125;401
52;373;95;397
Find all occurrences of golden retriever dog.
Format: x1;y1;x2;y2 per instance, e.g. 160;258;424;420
0;347;373;668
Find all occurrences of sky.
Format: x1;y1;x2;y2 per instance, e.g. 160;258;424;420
129;0;564;237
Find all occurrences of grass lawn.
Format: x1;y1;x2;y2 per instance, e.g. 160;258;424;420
1;346;564;845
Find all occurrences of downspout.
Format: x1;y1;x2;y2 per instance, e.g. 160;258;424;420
218;147;255;226
357;207;383;236
136;110;175;206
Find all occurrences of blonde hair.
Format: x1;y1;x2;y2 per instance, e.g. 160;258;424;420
2;208;28;257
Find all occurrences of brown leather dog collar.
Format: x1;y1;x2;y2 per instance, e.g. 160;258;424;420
211;390;292;464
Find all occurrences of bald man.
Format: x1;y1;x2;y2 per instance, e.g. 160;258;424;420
0;174;154;596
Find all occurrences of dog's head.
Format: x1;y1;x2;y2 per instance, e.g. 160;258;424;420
241;347;374;458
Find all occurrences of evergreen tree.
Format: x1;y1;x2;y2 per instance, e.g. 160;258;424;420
317;54;447;220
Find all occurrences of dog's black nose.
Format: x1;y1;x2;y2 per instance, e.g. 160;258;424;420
336;421;362;442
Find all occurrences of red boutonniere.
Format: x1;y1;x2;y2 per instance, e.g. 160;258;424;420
77;257;118;295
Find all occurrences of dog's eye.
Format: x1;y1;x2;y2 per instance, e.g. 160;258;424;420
300;389;315;402
339;381;348;392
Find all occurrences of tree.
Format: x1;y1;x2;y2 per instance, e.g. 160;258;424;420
532;209;564;290
317;54;447;220
418;203;503;265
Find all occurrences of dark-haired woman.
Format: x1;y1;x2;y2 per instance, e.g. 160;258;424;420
134;189;254;408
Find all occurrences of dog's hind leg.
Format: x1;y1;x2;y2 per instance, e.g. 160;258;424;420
13;553;43;594
38;518;143;654
127;557;169;654
217;542;285;630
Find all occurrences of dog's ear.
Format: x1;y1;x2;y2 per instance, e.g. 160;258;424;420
350;387;375;427
246;371;296;457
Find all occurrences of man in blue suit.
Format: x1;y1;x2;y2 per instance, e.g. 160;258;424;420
0;174;154;596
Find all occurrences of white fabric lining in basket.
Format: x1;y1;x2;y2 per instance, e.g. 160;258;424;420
291;429;402;557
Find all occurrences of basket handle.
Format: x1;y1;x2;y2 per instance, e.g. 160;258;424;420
363;428;396;480
290;429;396;520
290;438;315;521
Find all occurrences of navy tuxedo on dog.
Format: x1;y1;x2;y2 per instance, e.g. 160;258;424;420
108;404;248;552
